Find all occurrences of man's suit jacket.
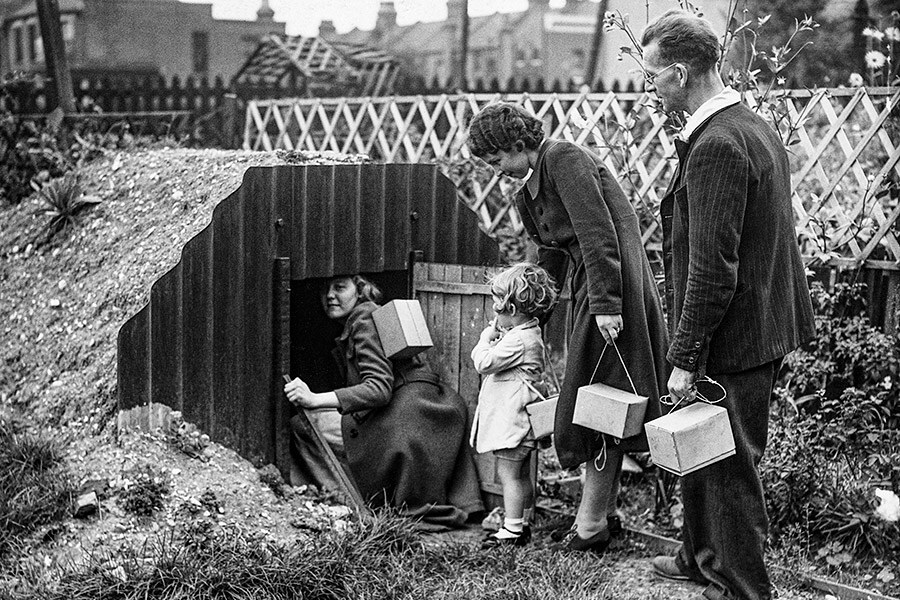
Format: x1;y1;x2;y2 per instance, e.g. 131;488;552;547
661;102;815;374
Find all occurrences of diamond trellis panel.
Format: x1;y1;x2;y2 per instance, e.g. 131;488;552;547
246;88;900;267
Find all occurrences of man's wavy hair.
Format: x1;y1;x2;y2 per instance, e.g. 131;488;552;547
640;9;721;75
489;263;558;319
466;102;545;158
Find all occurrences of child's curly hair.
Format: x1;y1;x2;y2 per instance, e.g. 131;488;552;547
466;102;545;158
489;263;558;319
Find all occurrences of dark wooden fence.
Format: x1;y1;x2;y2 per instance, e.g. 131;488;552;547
1;72;304;147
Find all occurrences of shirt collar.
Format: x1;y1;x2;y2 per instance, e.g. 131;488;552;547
680;86;741;141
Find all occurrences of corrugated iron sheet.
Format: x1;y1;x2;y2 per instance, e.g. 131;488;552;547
117;164;498;467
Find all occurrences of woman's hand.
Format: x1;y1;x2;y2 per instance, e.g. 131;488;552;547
284;377;315;408
594;314;623;345
284;378;341;410
283;377;341;411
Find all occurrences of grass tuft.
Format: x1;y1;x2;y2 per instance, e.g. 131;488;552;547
0;419;73;559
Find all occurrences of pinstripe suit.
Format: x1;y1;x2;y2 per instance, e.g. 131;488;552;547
661;102;815;600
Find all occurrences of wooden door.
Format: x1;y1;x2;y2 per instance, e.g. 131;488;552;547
413;262;538;508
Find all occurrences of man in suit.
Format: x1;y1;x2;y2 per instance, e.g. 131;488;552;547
640;10;815;600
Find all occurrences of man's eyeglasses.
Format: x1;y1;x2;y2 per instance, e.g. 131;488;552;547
641;62;681;85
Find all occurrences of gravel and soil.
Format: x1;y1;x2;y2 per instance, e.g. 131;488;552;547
0;147;826;598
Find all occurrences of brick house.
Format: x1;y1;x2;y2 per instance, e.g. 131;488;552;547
326;0;732;90
0;0;285;81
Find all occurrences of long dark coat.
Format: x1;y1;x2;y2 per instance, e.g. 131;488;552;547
333;301;484;526
517;139;669;469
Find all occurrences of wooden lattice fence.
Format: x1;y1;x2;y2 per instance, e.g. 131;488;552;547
245;88;900;268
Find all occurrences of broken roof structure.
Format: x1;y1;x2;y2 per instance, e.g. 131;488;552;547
232;34;399;97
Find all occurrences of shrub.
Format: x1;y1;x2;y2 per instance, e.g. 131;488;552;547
0;418;73;558
766;280;900;560
117;464;170;517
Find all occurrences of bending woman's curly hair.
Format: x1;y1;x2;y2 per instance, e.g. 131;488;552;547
489;263;558;319
467;102;545;158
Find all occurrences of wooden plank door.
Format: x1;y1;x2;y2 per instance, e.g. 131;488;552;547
413;262;538;509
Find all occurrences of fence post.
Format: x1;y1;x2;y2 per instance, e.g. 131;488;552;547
884;270;900;337
35;0;74;113
223;92;239;149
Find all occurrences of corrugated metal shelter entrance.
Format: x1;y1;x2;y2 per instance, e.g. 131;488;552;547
116;163;499;489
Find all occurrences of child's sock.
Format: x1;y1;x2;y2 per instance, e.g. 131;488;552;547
495;517;525;539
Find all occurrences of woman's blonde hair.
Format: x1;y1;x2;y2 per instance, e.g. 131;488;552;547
321;274;383;305
489;263;558;318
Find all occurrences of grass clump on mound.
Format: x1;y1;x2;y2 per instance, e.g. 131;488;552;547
0;417;73;558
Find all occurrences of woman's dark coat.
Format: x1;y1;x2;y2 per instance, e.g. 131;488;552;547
517;139;670;469
333;301;484;526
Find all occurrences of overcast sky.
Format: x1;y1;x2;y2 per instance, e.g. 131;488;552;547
179;0;570;36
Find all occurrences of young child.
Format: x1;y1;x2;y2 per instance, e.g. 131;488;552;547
470;263;558;548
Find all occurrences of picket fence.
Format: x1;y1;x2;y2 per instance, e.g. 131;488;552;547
245;88;900;269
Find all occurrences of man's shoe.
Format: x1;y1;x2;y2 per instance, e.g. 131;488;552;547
652;555;691;581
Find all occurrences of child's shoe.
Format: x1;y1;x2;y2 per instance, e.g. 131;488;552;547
481;524;532;549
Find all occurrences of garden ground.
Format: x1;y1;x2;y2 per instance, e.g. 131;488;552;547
0;147;875;598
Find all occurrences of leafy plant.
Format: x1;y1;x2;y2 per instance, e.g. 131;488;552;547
34;174;102;239
0;74;69;206
766;280;900;560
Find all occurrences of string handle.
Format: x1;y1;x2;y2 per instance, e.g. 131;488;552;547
522;378;549;402
659;376;728;414
586;339;639;470
587;339;640;398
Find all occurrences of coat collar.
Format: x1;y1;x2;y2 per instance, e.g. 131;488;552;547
524;139;555;199
336;300;378;343
500;317;541;335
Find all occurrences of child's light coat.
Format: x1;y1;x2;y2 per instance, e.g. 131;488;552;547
469;318;544;453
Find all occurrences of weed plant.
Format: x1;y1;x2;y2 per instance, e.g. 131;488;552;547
34;174;102;240
118;464;171;517
0;418;73;559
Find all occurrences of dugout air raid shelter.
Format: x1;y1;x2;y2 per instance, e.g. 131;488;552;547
116;163;513;502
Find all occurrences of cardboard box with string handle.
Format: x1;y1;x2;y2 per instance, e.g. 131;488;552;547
572;341;649;439
523;343;561;440
644;377;736;476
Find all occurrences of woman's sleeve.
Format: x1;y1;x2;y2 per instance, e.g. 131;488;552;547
546;144;622;315
471;330;526;374
334;312;394;414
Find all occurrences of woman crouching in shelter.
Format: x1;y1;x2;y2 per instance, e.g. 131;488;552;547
466;103;669;551
284;274;484;528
